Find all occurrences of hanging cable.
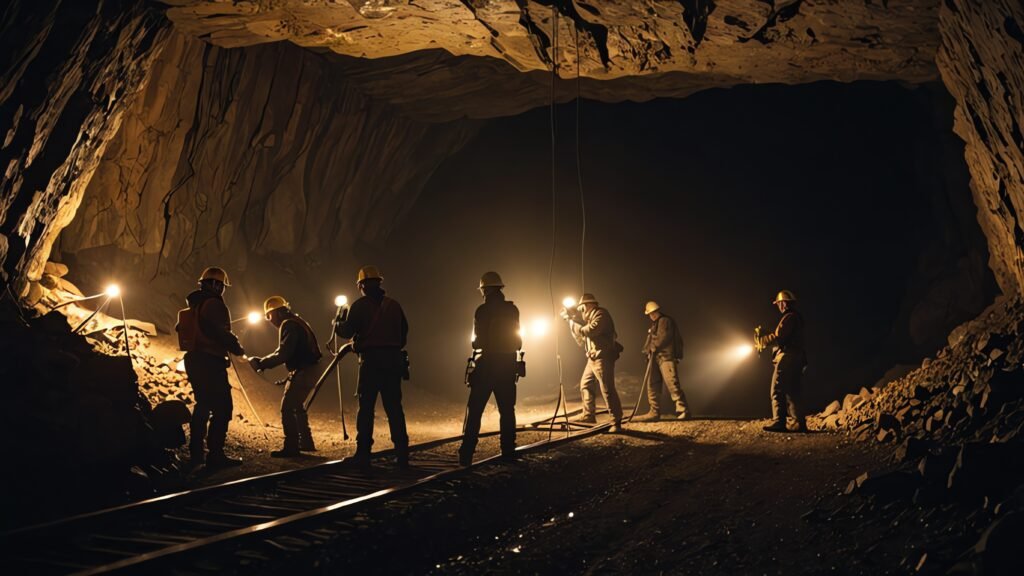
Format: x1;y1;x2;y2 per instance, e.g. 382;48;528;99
574;20;586;295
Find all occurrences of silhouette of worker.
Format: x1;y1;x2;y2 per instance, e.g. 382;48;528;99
179;266;245;468
249;296;322;457
459;271;522;466
334;265;410;468
637;300;690;421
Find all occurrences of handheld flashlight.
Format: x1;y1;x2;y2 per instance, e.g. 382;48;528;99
562;297;576;309
334;295;348;308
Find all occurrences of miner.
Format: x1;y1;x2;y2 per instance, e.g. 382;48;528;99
182;267;246;468
561;293;625;432
636;300;690;421
459;272;522;466
334;265;410;468
756;290;808;432
249;296;322;457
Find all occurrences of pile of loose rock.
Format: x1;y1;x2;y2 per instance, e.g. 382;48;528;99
808;295;1023;574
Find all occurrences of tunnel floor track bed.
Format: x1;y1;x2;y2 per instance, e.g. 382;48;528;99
2;410;619;575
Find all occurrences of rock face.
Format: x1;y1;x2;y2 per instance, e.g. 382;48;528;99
164;0;940;85
0;0;171;292
55;30;479;327
938;1;1024;297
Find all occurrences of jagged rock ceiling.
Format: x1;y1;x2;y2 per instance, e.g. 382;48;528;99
163;0;941;119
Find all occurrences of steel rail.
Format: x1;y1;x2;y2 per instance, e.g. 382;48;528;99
4;412;622;575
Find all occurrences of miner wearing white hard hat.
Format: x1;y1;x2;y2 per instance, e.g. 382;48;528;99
459;271;522;466
756;290;808;432
249;296;322;457
636;300;690;421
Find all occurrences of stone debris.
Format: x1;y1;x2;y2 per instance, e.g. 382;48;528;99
806;296;1024;573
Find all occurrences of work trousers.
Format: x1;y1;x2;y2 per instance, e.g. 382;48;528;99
460;354;517;459
580;357;624;421
355;349;409;457
647;356;689;415
770;352;805;425
281;367;316;450
185;351;233;458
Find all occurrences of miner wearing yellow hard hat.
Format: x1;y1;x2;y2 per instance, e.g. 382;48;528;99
755;290;808;432
178;266;245;469
459;271;522;466
636;300;690;421
249;296;322;457
334;265;410;468
560;293;625;432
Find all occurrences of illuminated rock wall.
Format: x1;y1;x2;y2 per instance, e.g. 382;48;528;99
938;0;1024;296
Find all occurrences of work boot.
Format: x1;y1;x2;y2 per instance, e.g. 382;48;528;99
793;420;809;433
396;450;410;470
348;451;371;469
676;409;691;421
501;451;519;462
572;413;597;424
299;439;317;452
207;452;243;468
458;453;473;467
271;447;301;458
608;420;623;433
762;421;787;433
635;411;660;422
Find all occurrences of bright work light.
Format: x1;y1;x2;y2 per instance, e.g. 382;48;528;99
247;311;262;324
562;297;576;309
334;295;348;307
530;317;549;338
104;284;121;298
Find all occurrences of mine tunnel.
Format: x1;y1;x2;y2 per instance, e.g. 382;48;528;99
1;0;1022;574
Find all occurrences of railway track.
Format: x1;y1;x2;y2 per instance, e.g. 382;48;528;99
2;410;621;574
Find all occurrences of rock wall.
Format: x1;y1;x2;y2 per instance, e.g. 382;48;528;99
938;1;1024;297
56;31;479;327
0;0;171;295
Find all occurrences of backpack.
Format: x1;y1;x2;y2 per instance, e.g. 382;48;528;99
175;300;208;352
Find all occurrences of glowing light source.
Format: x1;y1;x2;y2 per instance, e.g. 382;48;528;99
247;311;262;324
734;344;754;359
562;297;576;309
104;284;121;298
334;294;348;307
530;317;550;338
518;327;527;338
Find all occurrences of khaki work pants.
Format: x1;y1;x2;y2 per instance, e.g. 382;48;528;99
580;357;623;421
647;356;689;415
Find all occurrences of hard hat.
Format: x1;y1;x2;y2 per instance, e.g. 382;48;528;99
198;266;230;286
772;290;797;304
357;265;383;284
577;293;599;306
263;295;289;319
479;271;504;289
644;300;660;315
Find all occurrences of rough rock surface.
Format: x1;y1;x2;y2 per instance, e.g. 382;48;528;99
0;0;171;292
55;30;479;327
938;1;1024;297
164;0;939;86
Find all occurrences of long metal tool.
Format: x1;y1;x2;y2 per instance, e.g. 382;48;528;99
627;352;655;423
332;334;349;440
229;357;271;440
303;342;354;412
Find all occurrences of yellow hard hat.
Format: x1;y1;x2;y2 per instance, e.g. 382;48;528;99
357;265;383;284
772;290;797;304
263;295;289;319
644;300;660;315
479;271;504;289
198;266;230;286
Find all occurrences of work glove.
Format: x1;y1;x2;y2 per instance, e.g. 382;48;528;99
249;357;263;373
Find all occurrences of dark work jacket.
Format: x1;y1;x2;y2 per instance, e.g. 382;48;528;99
644;314;683;361
185;289;243;357
335;287;408;352
769;309;806;366
472;293;521;354
570;306;621;361
260;312;321;372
